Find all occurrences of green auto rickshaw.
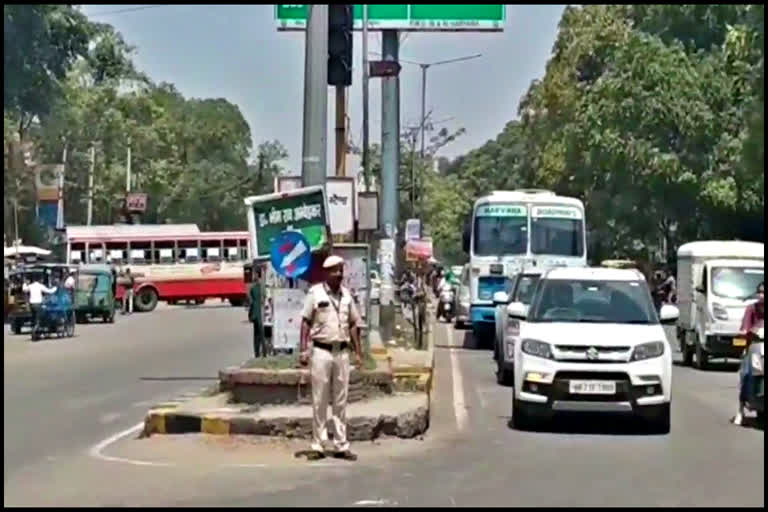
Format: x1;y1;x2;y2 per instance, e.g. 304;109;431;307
74;264;116;323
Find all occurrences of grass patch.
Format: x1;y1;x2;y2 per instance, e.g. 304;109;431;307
241;352;378;371
242;354;299;370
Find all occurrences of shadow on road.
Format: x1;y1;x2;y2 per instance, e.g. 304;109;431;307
672;360;740;373
435;330;488;351
506;413;666;436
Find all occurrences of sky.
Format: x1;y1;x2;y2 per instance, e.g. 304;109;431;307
81;4;566;176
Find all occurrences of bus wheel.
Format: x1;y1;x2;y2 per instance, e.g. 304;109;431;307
229;298;245;307
195;299;205;306
135;288;159;312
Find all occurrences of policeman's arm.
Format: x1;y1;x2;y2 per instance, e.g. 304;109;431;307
300;294;315;353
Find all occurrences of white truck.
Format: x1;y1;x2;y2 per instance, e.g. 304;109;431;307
676;241;764;369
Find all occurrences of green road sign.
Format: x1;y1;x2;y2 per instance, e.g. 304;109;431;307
275;5;505;32
245;187;330;260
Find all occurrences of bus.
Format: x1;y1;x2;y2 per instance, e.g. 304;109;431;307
462;189;588;346
64;224;250;312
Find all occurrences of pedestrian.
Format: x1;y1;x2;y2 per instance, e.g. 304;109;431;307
299;255;363;462
247;266;266;358
23;276;57;334
64;270;76;302
122;268;135;315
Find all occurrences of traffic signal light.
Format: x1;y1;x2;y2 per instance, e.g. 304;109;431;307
328;5;353;87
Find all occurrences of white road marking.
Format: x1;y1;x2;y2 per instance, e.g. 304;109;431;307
354;499;396;506
89;422;175;467
449;327;468;431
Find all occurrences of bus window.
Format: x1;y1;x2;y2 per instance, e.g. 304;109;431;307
108;248;126;265
202;240;223;262
153;240;175;264
239;246;248;261
130;249;148;265
177;240;200;263
226;247;239;262
90;248;105;263
71;250;83;263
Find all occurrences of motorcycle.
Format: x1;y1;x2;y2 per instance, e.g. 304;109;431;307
739;324;764;423
438;284;455;323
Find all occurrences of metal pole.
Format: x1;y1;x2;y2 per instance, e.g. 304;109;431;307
335;86;347;177
379;29;400;344
361;4;370;192
87;143;95;226
126;139;132;193
419;65;428;160
57;144;67;231
301;4;329;187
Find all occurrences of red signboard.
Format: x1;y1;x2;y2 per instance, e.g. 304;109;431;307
125;193;148;213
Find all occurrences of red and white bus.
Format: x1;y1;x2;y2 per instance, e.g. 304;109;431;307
64;224;249;312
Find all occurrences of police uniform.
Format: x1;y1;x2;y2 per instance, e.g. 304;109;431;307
302;261;362;454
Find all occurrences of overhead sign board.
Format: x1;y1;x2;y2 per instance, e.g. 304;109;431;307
275;5;505;32
245;186;330;260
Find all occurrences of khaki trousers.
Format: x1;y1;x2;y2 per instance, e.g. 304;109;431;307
310;345;350;453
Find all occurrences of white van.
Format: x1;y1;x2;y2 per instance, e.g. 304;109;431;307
677;241;764;369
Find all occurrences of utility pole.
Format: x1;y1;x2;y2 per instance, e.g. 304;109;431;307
126;138;132;193
379;29;400;344
301;4;329;187
87;143;95;225
361;4;370;192
56;143;67;231
335;86;347;177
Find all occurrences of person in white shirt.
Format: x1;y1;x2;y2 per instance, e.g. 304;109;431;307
23;278;57;330
64;271;76;301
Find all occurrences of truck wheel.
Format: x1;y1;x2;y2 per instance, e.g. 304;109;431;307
681;331;694;366
135;288;159;312
694;335;710;370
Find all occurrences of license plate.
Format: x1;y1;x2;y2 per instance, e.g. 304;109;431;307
733;337;747;347
569;380;616;395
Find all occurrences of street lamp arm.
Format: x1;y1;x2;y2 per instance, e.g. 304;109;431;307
430;53;483;67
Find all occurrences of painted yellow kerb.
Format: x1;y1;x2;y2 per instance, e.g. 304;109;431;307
202;416;230;435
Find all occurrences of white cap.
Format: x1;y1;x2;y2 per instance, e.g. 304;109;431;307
323;255;344;268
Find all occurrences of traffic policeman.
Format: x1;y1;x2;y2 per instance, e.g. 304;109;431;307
299;255;363;461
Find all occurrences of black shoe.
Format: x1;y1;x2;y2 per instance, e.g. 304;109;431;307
333;450;357;461
306;450;326;461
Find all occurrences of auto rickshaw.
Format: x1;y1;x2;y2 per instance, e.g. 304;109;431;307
74;264;116;323
7;263;78;334
31;286;76;341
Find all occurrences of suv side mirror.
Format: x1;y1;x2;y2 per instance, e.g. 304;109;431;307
659;304;679;324
507;301;528;320
493;291;509;305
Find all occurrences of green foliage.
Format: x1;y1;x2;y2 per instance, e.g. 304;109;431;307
424;4;765;264
4;9;287;241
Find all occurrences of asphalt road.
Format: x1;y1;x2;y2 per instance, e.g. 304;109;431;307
4;312;764;506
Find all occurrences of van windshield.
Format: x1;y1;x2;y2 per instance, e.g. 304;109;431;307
711;267;764;300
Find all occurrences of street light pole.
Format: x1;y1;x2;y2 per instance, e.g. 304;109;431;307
362;4;370;192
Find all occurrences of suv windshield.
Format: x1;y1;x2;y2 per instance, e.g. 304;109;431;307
711;267;764;300
529;279;656;324
514;275;541;305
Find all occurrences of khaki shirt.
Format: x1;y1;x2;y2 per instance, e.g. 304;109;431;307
302;283;361;342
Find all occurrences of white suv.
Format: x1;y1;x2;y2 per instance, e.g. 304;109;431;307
511;267;678;434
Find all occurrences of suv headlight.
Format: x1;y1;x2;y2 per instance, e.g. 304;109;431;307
712;303;728;321
521;339;553;359
631;341;666;362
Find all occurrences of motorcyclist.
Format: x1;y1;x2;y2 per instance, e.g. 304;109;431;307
654;267;676;309
732;281;764;426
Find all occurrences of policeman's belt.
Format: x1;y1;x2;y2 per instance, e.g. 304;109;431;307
313;341;350;352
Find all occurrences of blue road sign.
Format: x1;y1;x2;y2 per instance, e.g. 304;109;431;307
270;230;312;278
